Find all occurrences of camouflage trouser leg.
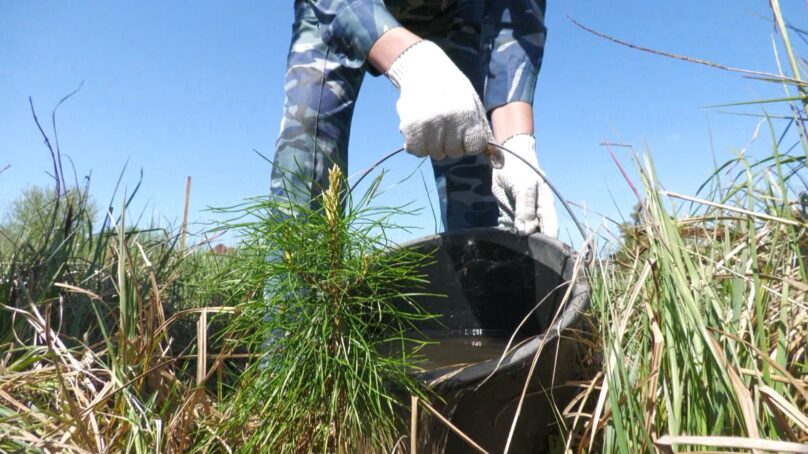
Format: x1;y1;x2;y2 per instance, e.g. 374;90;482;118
388;0;498;230
271;1;365;208
272;0;497;230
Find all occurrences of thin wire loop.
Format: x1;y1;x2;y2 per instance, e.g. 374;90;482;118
349;147;405;192
349;142;591;261
486;143;590;247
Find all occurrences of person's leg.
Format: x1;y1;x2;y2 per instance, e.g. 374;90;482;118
271;1;366;209
265;3;367;350
391;0;498;231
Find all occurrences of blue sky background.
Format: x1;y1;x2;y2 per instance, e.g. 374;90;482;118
1;1;804;247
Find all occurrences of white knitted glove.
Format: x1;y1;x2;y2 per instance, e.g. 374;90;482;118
386;40;493;160
492;134;559;237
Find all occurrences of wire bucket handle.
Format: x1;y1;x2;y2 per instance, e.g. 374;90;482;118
349;142;591;261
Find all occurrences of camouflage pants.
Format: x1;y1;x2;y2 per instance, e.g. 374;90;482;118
271;0;545;230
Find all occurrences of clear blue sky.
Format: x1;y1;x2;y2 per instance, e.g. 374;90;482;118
1;2;802;247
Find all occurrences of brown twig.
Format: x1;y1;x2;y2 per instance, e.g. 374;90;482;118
410;396;418;454
28;97;60;198
180;176;191;252
418;398;488;454
568;16;806;86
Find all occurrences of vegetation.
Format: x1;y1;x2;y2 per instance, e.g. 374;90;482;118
562;1;808;451
195;165;432;452
564;150;807;452
0;145;432;452
0;175;207;451
0;185;97;257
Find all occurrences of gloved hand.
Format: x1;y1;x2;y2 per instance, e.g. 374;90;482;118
386;40;493;160
492;134;559;237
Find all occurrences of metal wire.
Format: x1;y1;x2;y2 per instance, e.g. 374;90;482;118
349;142;591;260
349;146;405;193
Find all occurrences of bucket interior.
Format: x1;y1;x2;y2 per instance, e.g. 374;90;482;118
397;228;576;372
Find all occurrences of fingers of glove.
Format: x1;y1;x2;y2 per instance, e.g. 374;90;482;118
516;217;540;237
398;90;485;160
422;115;447;160
498;212;515;231
443;125;465;160
514;184;539;236
539;208;559;238
462;125;488;157
491;174;515;225
390;41;492;160
537;183;559;238
462;97;492;156
401;126;429;157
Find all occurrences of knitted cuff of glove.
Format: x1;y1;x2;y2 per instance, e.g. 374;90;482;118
501;133;535;147
385;40;439;89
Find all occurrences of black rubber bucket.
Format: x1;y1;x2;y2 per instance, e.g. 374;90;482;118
397;227;590;453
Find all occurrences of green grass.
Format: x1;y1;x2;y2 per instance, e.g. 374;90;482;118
564;149;807;452
0;107;225;451
0;188;208;452
0;159;435;452
193;165;433;452
563;2;807;450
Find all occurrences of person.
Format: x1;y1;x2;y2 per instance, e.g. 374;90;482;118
271;0;558;237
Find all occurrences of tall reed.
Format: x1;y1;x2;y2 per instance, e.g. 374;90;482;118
564;2;807;450
0;108;218;452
